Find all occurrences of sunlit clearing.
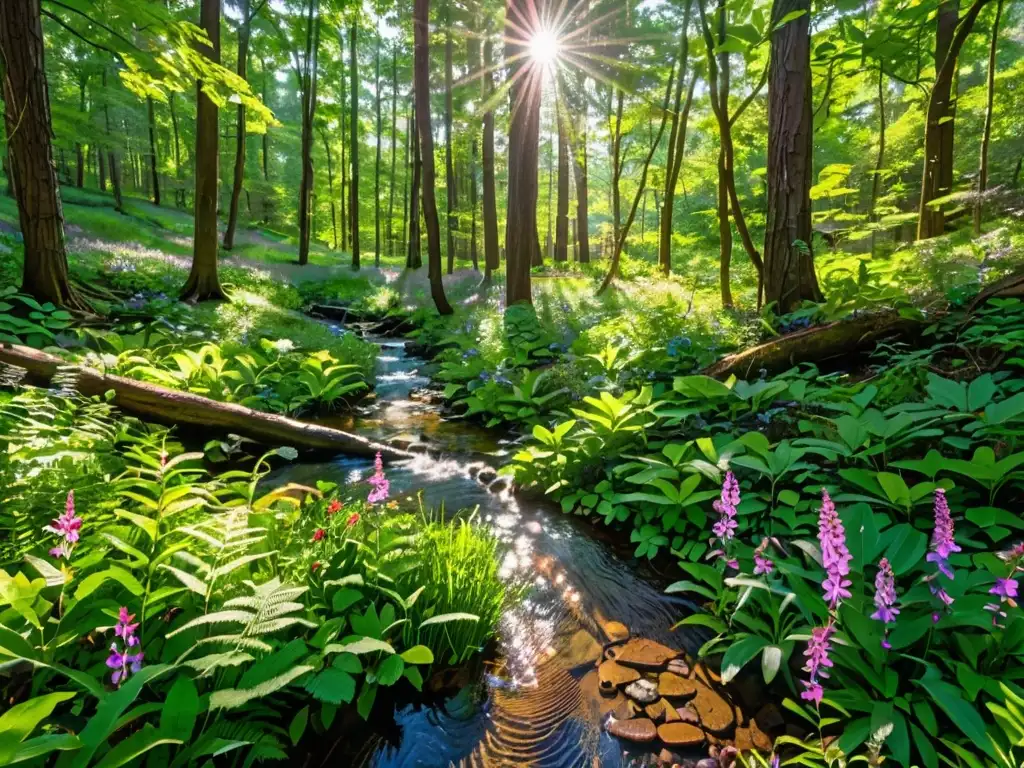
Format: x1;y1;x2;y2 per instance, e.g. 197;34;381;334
528;27;560;66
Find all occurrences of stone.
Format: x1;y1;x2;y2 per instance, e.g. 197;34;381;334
565;630;603;668
734;722;772;753
676;705;700;724
692;683;735;735
693;664;722;686
754;703;785;733
696;760;718;768
662;700;682;722
657;748;685;767
657;722;706;747
659;671;699;699
608;638;681;671
645;698;668;722
579;670;631;719
602;620;630;644
624;678;659;704
667;658;691;677
607;716;658;743
599;660;640;695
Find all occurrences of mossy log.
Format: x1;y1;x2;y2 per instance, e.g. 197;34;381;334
703;310;922;379
0;343;409;459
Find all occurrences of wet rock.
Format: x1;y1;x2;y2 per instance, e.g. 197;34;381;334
754;703;785;733
607;716;658;743
476;468;497;485
696;760;718;768
676;705;700;725
645;697;676;723
608;638;680;671
602;621;630;644
691;683;735;735
565;630;602;669
657;748;686;767
599;660;640;695
657;723;706;747
667;659;691;677
662;699;682;723
624;679;659;704
734;721;772;753
659;671;698;700
693;664;722;686
581;671;632;718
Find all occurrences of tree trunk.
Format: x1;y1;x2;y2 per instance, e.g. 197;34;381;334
568;69;590;264
504;0;541;305
146;96;161;206
659;0;693;275
444;9;457;274
75;76;87;188
481;38;499;283
297;1;319;266
181;0;227;302
414;0;452;312
467;29;479;271
610;88;624;247
321;127;338;249
869;68;886;253
339;48;348;252
349;20;360;268
223;0;252;250
97;142;106;192
554;102;569;262
169;91;182;207
102;67;124;212
387;46;398;259
974;0;1002;237
0;0;87;310
374;27;382;266
763;0;822;313
260;62;270;222
407;101;422;269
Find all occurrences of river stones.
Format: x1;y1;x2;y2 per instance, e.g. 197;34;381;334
676;705;700;724
691;683;735;735
657;723;706;747
658;671;698;700
624;679;659;704
607;717;658;743
608;638;680;670
599;660;640;695
645;697;683;723
734;723;773;754
667;658;691;677
565;629;603;668
602;620;630;644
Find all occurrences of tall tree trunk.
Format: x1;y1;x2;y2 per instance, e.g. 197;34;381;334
407;101;421;269
97;142;106;191
610;88;624;247
869;67;886;253
467;29;479;271
659;0;693;275
554;102;569;262
545;126;553;260
0;0;86;309
444;7;457;274
974;0;1002;237
414;0;451;312
297;1;319;265
181;0;227;302
102;68;123;212
169;91;182;207
260;62;270;222
387;46;398;258
374;27;382;266
224;0;253;249
75;75;87;188
350;20;360;268
339;46;348;251
567;68;590;264
481;38;499;283
320;127;338;249
763;0;822;313
146;96;161;206
504;0;541;305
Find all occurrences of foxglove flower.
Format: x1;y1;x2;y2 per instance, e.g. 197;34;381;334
926;489;960;579
45;490;83;560
871;558;899;649
712;472;740;543
817;491;852;609
753;538;774;576
801;623;835;707
367;452;390;504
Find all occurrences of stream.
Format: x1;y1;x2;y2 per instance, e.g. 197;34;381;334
274;336;705;767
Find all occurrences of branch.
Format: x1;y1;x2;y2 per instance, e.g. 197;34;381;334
43;0;138;50
729;60;768;127
41;10;121;60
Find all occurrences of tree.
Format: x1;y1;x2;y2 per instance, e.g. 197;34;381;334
974;0;1003;237
762;0;822;313
413;0;452;312
349;19;360;267
504;0;542;305
374;20;382;266
407;100;422;269
294;0;320;266
554;101;569;263
659;0;694;275
481;37;499;283
181;0;228;302
443;4;457;274
146;96;160;205
0;0;86;309
386;45;399;258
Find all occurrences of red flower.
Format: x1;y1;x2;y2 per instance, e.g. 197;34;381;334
312;528;326;542
311;561;321;573
327;500;343;516
346;512;360;527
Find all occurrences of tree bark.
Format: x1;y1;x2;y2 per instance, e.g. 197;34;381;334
320;126;338;249
467;29;479;271
554;101;569;262
659;0;694;275
349;20;360;268
567;68;590;264
407;100;422;269
297;1;319;266
146;96;161;206
387;46;398;259
374;27;382;266
75;75;87;188
223;0;253;250
974;0;1002;237
762;0;822;313
869;67;886;253
504;0;542;305
260;61;270;222
169;91;182;207
481;38;499;283
339;46;347;251
0;0;87;310
101;67;123;213
414;0;452;312
444;8;457;274
181;0;227;302
610;87;624;248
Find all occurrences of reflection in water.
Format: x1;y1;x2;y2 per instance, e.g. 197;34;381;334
278;339;701;767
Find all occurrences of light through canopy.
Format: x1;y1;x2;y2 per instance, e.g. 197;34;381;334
527;27;561;67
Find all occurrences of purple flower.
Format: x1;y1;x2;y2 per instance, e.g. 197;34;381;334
367;452;390;504
926;489;960;578
871;558;899;649
45;490;83;560
770;756;780;768
105;643;144;685
710;472;740;569
801;624;834;707
753;538;774;576
114;607;139;642
817;491;852;609
987;577;1019;628
990;578;1019;600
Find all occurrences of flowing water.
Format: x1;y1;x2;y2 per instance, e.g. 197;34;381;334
276;337;703;768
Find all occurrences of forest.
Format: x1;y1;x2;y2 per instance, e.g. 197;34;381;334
1;0;1024;764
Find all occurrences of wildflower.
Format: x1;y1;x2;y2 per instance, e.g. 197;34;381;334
113;607;139;643
753;538;774;576
770;756;780;768
926;489;960;579
870;558;899;649
367;452;390;504
106;643;144;686
311;561;321;573
817;490;852;609
801;624;834;707
990;578;1019;600
45;490;83;560
327;500;343;516
312;528;326;542
346;512;360;527
712;472;740;543
986;577;1019;628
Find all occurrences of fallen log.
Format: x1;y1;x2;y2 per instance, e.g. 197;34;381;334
0;343;410;459
702;310;922;379
966;268;1024;313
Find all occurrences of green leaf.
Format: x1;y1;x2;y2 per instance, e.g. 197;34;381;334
881;524;927;575
289;707;309;746
419;612;479;629
91;726;181;768
376;654;405;686
5;734;82;765
673;614;727;633
720;635;769;683
305;668;356;705
918;676;995;758
356;682;377;720
400;645;434;665
73;567;145;602
0;692;76;763
325;638;395;656
985;392;1024;424
158;675;198;740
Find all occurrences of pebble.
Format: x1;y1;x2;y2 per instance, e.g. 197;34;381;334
657;723;706;747
667;659;691;677
607;716;658;743
602;620;630;644
624;678;659;704
691;682;735;735
599;660;640;694
610;638;680;670
659;671;699;699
